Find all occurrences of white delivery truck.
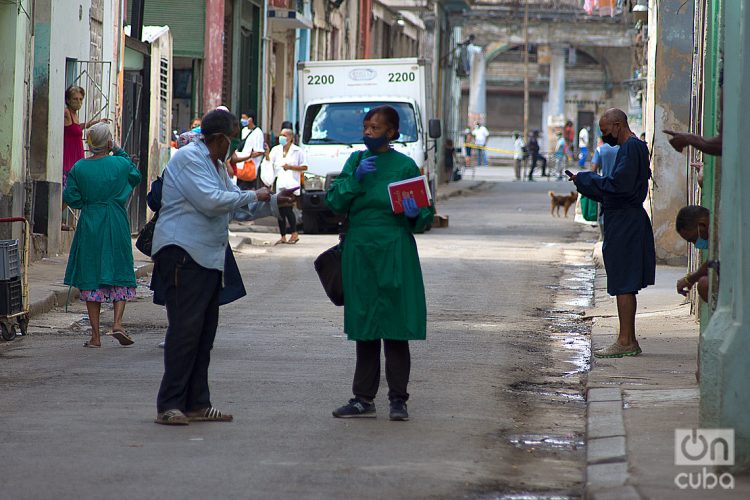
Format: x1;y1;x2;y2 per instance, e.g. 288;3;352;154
297;58;441;233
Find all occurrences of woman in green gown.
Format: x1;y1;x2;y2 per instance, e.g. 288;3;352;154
327;106;434;421
63;123;142;348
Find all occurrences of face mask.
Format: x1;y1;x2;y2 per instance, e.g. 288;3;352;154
279;136;288;146
363;135;389;151
694;238;709;250
241;119;249;127
601;133;618;147
601;124;619;147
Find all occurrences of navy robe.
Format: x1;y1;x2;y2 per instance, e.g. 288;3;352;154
575;137;655;295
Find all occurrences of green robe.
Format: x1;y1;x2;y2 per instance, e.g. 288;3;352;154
63;148;142;291
326;149;434;341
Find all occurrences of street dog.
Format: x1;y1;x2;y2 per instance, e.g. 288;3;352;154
549;191;578;217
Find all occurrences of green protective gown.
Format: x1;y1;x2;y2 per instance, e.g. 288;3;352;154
326;149;434;341
63;148;142;291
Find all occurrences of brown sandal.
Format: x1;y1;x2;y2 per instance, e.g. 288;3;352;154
109;329;134;346
185;407;234;422
155;409;189;426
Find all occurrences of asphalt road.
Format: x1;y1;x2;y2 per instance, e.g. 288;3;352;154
0;172;595;499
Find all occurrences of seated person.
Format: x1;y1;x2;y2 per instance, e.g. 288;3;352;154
675;205;713;302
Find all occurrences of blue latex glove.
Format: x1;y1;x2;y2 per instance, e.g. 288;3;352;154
402;195;420;219
355;156;377;181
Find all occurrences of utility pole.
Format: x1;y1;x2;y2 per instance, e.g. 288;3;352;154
523;0;529;141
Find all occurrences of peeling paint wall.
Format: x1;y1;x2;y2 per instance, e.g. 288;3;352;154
645;0;694;265
0;2;33;224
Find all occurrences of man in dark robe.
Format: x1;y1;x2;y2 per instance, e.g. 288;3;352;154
570;108;656;358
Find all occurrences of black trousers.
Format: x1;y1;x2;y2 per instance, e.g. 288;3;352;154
237;178;257;190
277;206;296;236
155;246;222;413
353;339;410;402
529;153;547;178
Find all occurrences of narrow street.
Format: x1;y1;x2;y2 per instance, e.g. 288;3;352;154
0;173;596;499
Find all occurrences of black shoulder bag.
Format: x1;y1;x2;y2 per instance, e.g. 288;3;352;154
135;175;164;257
313;151;364;306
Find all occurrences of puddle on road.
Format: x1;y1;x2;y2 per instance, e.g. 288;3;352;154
507;433;585;452
482;247;594;500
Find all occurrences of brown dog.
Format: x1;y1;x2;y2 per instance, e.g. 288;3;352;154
549;191;578;217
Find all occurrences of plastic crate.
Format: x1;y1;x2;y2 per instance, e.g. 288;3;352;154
0;240;20;280
0;277;22;316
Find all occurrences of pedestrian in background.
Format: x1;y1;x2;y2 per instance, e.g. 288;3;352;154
269;127;307;245
472;121;490;167
554;132;567;179
590;136;620;231
151;109;291;425
444;138;456;182
527;130;546;181
63;123;141;348
571;108;655;358
327;105;434;422
463;128;474;169
513;131;525;181
233;110;265;190
578;125;590;167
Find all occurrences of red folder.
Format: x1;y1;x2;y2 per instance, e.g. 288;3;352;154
388;175;432;214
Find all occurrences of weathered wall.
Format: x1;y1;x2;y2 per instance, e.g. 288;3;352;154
645;0;693;265
0;3;32;229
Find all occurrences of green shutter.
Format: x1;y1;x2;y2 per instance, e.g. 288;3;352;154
130;0;206;59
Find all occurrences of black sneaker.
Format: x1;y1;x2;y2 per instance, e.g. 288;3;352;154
389;399;409;421
332;398;376;418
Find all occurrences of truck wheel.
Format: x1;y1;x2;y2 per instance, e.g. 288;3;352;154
303;213;319;234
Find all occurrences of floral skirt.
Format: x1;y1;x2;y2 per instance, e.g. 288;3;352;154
80;286;136;303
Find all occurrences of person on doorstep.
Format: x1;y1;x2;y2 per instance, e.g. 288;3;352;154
326;105;434;422
675;205;713;302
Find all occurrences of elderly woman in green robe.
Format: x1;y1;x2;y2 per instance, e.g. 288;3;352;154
63;122;142;348
327;106;434;421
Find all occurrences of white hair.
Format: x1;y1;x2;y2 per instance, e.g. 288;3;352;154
87;122;112;154
280;128;294;136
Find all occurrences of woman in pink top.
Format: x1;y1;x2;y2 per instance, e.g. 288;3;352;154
63;86;109;229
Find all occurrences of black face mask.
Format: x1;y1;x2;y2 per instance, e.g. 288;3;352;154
602;133;618;147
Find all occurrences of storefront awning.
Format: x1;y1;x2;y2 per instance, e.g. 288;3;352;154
268;8;313;30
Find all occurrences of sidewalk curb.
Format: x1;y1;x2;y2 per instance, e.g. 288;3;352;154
583;266;642;500
27;262;154;321
435;180;489;202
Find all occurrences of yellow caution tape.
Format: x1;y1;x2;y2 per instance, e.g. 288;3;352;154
465;143;515;155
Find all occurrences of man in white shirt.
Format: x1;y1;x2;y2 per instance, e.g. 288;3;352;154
472;121;490;167
269;128;307;244
513;132;526;180
233;111;265;190
578;126;590;168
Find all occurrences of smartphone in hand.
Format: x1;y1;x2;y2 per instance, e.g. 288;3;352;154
564;169;574;179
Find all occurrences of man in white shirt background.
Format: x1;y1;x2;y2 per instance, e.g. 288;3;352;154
233;110;266;190
269;128;307;244
513;131;525;180
578;125;590;168
472;121;490;167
